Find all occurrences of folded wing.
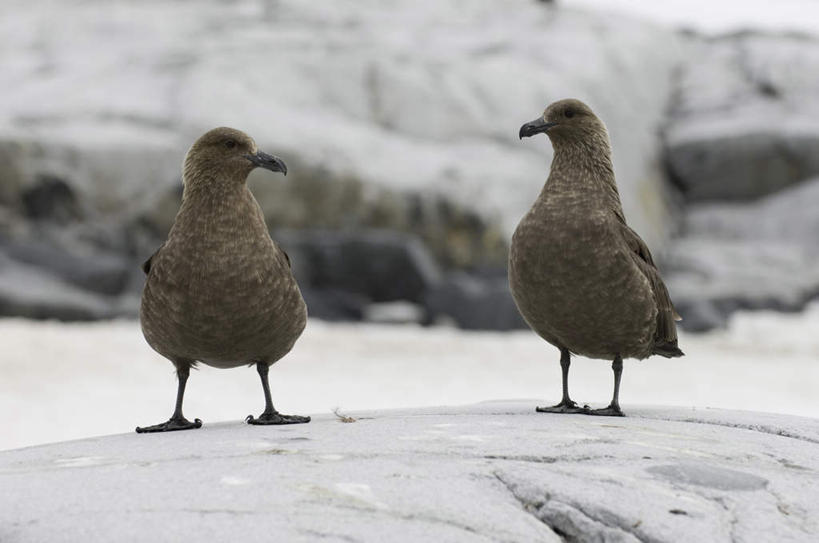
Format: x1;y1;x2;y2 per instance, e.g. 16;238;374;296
619;222;684;358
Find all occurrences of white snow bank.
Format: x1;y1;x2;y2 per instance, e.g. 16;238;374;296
1;305;818;451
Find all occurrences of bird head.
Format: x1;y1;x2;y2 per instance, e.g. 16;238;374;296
183;127;287;186
518;99;607;145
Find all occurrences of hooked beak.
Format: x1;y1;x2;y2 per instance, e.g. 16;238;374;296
519;118;557;139
245;151;288;175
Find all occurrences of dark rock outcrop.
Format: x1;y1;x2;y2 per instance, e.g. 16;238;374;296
277;229;442;306
664;32;819;202
276;229;442;323
21;175;83;223
1;238;130;297
425;272;526;330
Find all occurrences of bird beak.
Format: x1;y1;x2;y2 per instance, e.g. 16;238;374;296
245;151;288;175
519;118;557;139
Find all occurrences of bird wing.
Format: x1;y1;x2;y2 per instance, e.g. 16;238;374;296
618;222;683;355
272;241;291;269
141;243;165;275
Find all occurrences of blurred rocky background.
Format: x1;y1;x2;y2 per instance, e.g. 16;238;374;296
0;0;816;331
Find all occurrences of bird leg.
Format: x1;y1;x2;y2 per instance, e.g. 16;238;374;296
587;355;625;417
536;348;589;414
246;362;310;425
136;363;203;433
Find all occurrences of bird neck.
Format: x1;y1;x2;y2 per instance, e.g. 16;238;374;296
176;175;257;225
169;180;268;250
550;129;614;173
181;171;248;201
542;137;623;213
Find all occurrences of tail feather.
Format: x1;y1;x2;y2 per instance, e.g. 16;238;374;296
653;340;684;358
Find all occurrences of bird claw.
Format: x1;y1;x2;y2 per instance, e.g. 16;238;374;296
245;412;311;425
135;417;202;433
536;400;590;414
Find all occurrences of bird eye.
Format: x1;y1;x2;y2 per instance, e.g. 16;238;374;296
225;139;236;149
564;109;575;119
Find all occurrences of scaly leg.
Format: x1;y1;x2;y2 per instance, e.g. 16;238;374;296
587;355;625;417
246;362;310;425
536;348;589;414
136;362;203;433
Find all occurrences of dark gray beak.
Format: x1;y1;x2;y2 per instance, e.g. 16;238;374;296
519;118;557;139
245;151;288;175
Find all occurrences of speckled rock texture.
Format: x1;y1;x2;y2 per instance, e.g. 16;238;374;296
2;402;817;542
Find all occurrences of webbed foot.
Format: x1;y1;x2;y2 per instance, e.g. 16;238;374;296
586;404;625;417
136;417;202;433
536;399;590;414
245;412;311;425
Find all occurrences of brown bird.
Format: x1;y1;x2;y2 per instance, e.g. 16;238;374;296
136;127;309;433
510;99;683;417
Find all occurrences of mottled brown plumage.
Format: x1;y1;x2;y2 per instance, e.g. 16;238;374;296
136;127;309;433
510;99;683;417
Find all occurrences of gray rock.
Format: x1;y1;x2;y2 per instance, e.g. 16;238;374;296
426;272;527;330
20;174;83;223
278;229;443;306
2;402;817;542
300;287;368;322
666;177;819;330
666;128;819;201
671;297;728;332
647;463;768;491
1;237;130;297
663;31;819;327
0;132;183;219
682;176;819;242
665;32;819;202
0;253;117;320
0;0;683;256
0;216;144;319
0;0;688;325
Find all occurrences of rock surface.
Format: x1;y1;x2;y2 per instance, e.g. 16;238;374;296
664;32;819;202
1;402;817;542
278;229;442;315
666;177;819;330
3;1;817;331
661;31;819;328
425;271;526;330
0;0;683;323
0;0;681;242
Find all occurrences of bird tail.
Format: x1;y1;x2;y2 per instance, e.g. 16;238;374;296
653;340;684;358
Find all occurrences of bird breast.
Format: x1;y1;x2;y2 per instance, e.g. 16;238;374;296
509;195;656;359
140;189;306;365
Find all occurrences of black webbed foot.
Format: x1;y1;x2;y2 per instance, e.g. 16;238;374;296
536;399;590;414
586;404;625;417
245;412;311;425
135;417;202;433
